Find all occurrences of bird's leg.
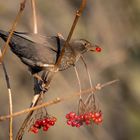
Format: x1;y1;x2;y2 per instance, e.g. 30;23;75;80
35;62;59;73
42;64;59;73
32;73;43;81
57;33;65;39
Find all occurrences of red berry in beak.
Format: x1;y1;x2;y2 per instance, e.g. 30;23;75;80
95;47;102;52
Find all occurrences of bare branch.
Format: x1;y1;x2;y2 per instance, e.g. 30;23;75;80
0;0;26;64
31;0;38;34
0;50;13;140
0;79;119;122
55;0;87;69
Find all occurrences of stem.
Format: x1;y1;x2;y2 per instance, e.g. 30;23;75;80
74;66;82;98
0;79;119;122
31;0;38;34
0;0;26;64
55;0;87;69
81;56;96;105
15;1;38;139
0;50;13;140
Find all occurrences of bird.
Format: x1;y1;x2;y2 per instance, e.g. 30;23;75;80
0;30;101;78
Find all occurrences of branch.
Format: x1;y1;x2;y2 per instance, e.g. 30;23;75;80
15;1;38;139
0;0;26;64
31;0;38;34
55;0;87;68
0;79;119;122
0;50;13;140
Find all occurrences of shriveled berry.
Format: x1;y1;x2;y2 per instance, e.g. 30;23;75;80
51;117;57;122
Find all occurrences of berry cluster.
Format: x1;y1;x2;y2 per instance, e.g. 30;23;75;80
29;116;57;133
66;111;102;128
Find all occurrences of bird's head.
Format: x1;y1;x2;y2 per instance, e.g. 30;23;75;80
70;39;102;54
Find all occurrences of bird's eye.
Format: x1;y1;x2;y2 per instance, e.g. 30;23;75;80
84;42;87;46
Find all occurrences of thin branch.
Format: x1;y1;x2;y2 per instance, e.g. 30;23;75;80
15;1;38;139
55;0;87;69
0;50;13;140
0;0;26;64
31;0;38;34
74;66;82;98
0;79;119;122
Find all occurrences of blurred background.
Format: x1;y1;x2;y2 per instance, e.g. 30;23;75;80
0;0;140;140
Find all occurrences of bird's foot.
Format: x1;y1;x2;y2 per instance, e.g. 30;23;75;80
33;73;43;81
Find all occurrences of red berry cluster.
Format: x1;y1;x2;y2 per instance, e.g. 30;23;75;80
29;116;57;133
66;111;102;128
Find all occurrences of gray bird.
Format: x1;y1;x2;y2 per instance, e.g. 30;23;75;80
0;30;101;75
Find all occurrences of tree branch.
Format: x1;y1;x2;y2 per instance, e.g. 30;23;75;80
0;79;119;122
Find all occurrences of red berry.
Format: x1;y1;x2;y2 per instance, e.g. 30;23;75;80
71;121;77;127
94;112;101;118
94;117;102;124
74;115;79;120
84;114;90;120
69;112;76;119
85;120;90;125
46;118;51;122
67;120;72;125
79;114;84;120
97;117;103;123
76;123;81;128
43;126;49;131
88;112;93;118
49;121;55;126
95;47;102;52
41;119;47;126
30;126;38;133
66;114;70;119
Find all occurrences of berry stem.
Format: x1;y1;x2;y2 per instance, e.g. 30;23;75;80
74;66;82;99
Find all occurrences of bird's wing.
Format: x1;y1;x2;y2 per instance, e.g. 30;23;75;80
11;32;65;67
13;31;64;52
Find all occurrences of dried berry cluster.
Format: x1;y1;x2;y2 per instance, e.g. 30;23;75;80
29;116;57;133
66;111;102;128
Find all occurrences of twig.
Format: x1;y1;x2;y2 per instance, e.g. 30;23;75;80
31;0;38;34
74;66;82;98
15;1;38;139
0;1;26;139
0;0;26;64
0;79;119;122
0;50;13;140
55;0;87;69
